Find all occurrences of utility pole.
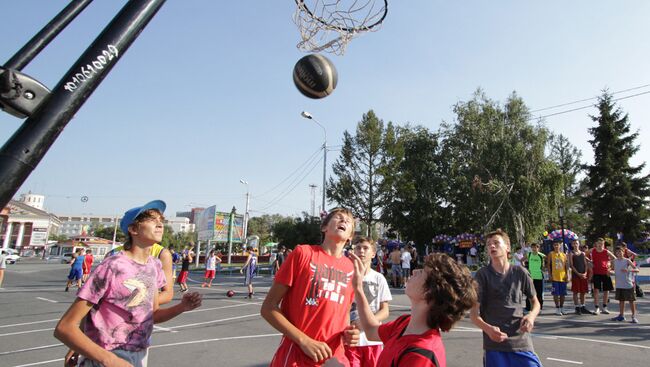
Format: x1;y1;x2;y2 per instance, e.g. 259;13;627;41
309;184;317;217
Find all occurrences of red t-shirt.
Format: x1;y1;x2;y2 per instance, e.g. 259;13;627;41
270;245;355;367
590;249;610;275
83;254;94;273
376;315;446;367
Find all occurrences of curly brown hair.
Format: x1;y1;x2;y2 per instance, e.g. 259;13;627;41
422;253;477;331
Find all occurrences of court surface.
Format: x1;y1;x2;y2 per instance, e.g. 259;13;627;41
1;261;649;366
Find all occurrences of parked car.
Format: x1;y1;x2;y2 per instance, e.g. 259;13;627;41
4;249;20;264
60;253;74;264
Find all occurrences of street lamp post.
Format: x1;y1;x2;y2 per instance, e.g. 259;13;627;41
301;111;327;213
557;205;566;251
240;179;250;241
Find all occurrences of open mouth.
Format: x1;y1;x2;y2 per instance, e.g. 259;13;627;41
337;225;347;231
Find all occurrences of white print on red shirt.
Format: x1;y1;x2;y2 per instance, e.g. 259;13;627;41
305;262;353;306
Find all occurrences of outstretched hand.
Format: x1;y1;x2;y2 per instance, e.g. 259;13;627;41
181;291;202;311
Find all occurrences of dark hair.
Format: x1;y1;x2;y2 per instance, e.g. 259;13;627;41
422;253;477;331
85;249;92;254
124;209;165;250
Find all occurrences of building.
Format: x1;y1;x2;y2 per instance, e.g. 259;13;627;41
166;217;195;234
57;214;119;237
48;236;118;260
0;200;61;257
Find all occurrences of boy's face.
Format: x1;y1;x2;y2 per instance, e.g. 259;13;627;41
405;267;428;299
572;241;580;250
322;212;354;241
353;241;376;265
531;245;539;253
486;235;509;259
131;212;164;245
615;249;623;259
595;241;604;250
553;242;561;251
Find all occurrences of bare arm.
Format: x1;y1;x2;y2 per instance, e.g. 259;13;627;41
158;249;174;305
261;282;332;363
240;255;252;273
154;291;202;324
54;299;132;367
349;254;381;341
374;301;390;323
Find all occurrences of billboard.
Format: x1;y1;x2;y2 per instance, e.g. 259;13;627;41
196;206;244;242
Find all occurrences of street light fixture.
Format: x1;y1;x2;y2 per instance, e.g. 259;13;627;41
240;179;250;241
301;111;327;214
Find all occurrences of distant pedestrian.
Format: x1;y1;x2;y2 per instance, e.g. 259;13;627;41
202;250;220;288
611;246;640;323
389;246;402;288
547;239;569;315
82;249;94;283
400;246;412;287
177;246;193;292
587;238;616;315
170;245;180;283
241;246;257;298
0;250;7;288
65;249;85;292
568;240;593;315
525;243;546;312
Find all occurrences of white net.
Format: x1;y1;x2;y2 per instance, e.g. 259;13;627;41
294;0;388;55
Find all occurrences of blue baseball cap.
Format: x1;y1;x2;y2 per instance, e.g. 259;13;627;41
120;200;166;235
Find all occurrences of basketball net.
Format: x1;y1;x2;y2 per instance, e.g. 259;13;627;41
294;0;388;55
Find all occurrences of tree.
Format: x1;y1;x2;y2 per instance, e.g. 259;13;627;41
271;213;321;249
548;133;588;234
381;126;450;246
248;214;286;244
92;224;126;243
48;233;69;242
327;110;397;236
581;92;650;241
440;89;562;245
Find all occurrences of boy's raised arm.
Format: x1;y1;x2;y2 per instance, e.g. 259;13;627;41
349;253;381;341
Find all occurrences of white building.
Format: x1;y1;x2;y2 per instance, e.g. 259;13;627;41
57;215;195;237
166;217;195;234
0;200;61;257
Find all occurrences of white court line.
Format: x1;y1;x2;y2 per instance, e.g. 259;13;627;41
13;358;63;367
0;328;53;337
35;297;58;303
0;319;59;329
0;287;68;293
165;313;260;330
547;357;583;364
185;302;262;314
153;325;178;333
537;316;650;329
0;343;63;356
150;332;281;349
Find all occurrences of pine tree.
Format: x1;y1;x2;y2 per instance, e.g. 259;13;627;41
582;92;650;242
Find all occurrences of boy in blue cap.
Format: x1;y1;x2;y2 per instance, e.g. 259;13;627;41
55;200;202;367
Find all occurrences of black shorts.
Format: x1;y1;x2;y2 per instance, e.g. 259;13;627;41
592;274;614;292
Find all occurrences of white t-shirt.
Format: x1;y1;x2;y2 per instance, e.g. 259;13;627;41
0;253;6;269
401;251;412;268
470;247;477;257
206;256;217;271
513;251;524;266
350;268;393;346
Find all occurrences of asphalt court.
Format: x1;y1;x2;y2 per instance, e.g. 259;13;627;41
1;262;649;366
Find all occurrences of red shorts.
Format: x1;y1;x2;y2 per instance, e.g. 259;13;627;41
204;269;215;279
571;276;589;293
177;270;189;284
344;345;383;367
270;337;349;367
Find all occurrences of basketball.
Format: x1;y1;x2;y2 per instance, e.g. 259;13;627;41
226;290;235;298
293;54;338;99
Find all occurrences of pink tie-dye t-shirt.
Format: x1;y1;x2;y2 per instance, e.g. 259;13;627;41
77;251;166;351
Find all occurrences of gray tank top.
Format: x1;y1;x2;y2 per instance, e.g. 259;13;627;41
572;252;586;273
614;258;634;289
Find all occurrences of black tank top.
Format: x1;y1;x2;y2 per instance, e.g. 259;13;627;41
572;252;586;273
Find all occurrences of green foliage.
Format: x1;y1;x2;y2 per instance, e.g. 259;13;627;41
581;92;650;241
271;213;321;249
327;110;397;235
440;89;562;245
92;224;126;243
48;233;69;242
248;214;286;244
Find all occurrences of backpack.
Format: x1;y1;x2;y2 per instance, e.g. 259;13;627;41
636;284;645;298
390;347;439;367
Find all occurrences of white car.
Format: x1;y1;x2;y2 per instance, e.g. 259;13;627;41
4;249;20;264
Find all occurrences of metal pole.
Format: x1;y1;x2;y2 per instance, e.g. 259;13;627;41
227;206;236;265
322;140;327;213
112;216;118;246
4;0;93;71
244;190;250;239
0;0;167;208
559;206;567;253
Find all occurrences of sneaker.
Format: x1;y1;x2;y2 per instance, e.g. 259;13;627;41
580;306;593;315
631;317;639;324
601;307;611;315
555;308;563;316
594;307;601;315
575;307;582;315
611;315;626;322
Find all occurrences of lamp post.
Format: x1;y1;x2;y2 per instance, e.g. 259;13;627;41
558;205;566;252
240;179;250;241
301;111;327;213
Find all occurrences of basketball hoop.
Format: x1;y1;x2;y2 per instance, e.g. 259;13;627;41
294;0;388;55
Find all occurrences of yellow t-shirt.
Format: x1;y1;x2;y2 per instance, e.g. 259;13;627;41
550;251;567;282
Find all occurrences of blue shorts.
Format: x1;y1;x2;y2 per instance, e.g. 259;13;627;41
68;268;83;281
401;267;411;277
551;281;567;296
485;351;543;367
391;264;401;277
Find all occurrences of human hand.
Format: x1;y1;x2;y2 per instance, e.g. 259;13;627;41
64;350;79;367
622;268;628;273
580;272;587;279
181;291;202;311
349;253;365;291
486;325;508;343
299;337;332;362
342;324;360;346
519;314;536;333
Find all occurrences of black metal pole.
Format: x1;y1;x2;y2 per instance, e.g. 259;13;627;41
4;0;94;71
0;0;166;208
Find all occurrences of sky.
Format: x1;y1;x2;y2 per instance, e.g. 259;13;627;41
1;1;649;220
